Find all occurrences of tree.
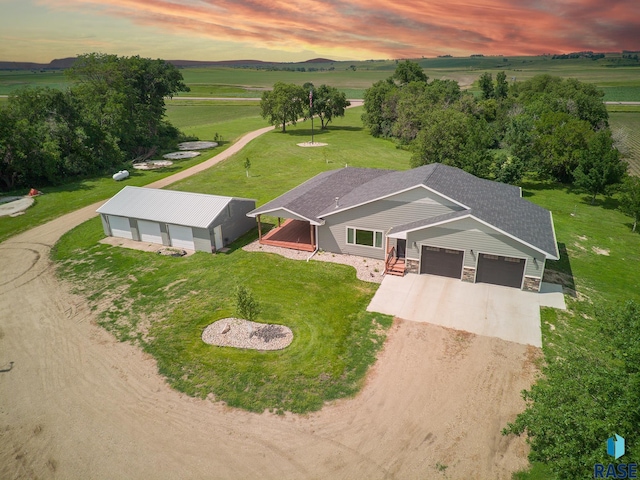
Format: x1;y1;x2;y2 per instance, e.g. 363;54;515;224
411;108;493;177
504;301;640;480
620;176;640;232
260;82;306;132
478;72;494;99
495;71;508;99
393;60;428;85
67;53;188;159
573;130;627;204
309;84;350;129
361;78;397;137
531;112;593;183
244;157;251;178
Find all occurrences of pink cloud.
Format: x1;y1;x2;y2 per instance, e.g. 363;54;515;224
37;0;640;58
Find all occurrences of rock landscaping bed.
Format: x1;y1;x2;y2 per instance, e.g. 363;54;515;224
202;318;293;351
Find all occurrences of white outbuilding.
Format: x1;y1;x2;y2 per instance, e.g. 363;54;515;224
97;186;256;252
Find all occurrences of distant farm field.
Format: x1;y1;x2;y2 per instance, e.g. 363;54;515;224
2;55;639;100
609;112;640;176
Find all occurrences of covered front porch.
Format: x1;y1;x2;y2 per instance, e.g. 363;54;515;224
256;217;316;252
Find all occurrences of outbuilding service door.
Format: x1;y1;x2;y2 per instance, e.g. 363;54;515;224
168;224;195;250
138;220;163;244
108;215;133;240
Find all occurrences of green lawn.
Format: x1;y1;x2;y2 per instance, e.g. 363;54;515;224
170;106;411;203
53;209;392;414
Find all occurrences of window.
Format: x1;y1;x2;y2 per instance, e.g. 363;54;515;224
346;227;383;248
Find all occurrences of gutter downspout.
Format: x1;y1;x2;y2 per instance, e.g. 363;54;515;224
306;224;319;262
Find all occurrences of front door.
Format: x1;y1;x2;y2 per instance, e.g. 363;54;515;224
396;239;406;258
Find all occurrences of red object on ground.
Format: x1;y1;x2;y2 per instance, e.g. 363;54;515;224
28;188;41;196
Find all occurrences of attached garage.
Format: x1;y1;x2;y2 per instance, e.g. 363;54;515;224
420;245;464;279
168;224;195;250
107;215;132;240
476;254;525;289
138;220;163;244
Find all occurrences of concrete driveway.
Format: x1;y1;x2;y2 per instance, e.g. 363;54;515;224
367;274;566;347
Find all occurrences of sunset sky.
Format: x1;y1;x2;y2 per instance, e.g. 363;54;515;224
0;0;639;63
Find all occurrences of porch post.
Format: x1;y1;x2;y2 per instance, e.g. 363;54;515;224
310;223;315;247
257;214;262;241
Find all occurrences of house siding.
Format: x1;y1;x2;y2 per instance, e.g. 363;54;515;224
318;187;463;259
405;217;544;278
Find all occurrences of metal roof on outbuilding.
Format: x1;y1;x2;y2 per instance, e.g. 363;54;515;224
97;186;251;229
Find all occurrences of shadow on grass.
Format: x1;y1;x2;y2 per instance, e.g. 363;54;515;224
284;128;330;137
544;242;577;297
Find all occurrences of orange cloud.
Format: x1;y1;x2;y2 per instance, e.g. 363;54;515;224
37;0;640;58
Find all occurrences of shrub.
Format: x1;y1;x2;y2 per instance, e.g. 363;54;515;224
235;285;261;321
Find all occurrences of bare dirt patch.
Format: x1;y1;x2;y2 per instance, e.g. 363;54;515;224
592;246;610;256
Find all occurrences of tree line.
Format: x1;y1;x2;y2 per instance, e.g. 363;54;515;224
362;61;630;199
0;53;188;190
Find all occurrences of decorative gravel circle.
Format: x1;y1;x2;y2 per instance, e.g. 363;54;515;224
297;142;328;148
163;151;201;159
202;318;293;351
178;141;218;151
133;160;173;170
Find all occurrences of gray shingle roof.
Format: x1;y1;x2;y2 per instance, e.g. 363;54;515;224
247;164;559;258
97;186;250;229
248;168;390;224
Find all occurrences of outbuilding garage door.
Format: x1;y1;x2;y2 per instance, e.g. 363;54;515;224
420;246;464;279
138;220;163;244
108;215;132;240
168;224;195;250
476;254;525;288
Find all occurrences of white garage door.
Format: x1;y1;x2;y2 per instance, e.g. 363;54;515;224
108;215;132;239
138;220;163;244
168;224;195;250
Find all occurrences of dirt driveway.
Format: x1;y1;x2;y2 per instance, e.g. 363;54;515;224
0;129;538;479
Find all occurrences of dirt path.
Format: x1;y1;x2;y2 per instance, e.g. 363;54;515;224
0;125;537;479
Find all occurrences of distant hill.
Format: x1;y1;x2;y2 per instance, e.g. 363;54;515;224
0;57;338;71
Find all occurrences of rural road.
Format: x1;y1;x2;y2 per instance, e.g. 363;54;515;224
1;116;533;479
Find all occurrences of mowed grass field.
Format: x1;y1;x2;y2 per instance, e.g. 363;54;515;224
609;111;640;176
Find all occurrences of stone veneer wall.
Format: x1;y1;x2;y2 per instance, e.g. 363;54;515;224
462;267;476;283
406;259;419;274
523;276;541;292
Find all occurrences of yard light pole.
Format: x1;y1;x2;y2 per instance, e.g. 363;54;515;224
309;89;314;144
